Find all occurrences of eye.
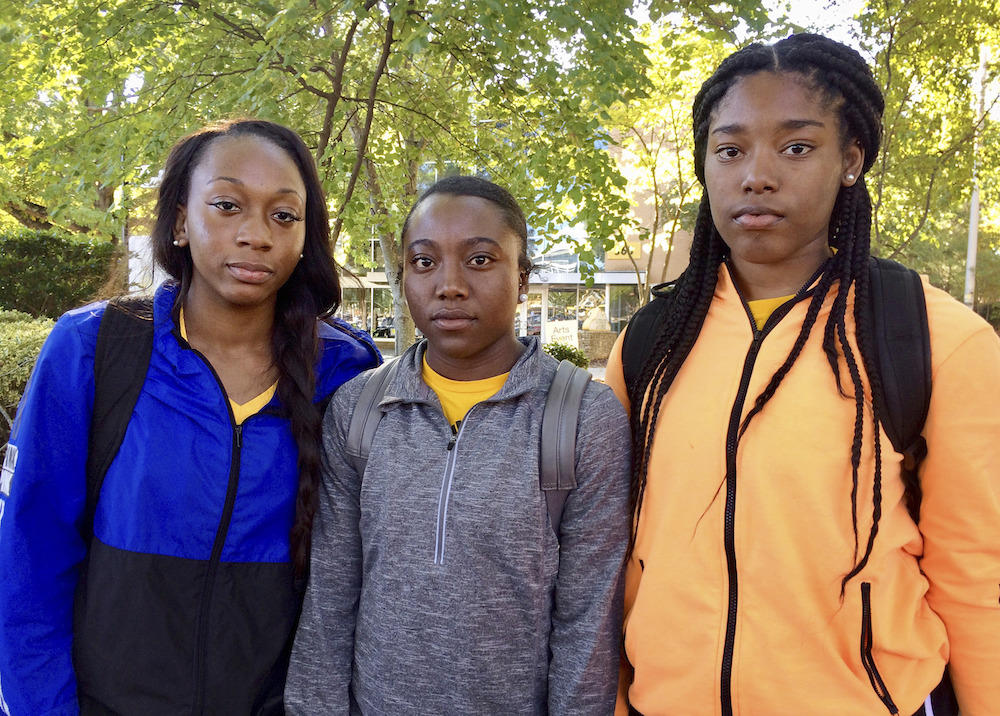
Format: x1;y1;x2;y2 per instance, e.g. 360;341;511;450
715;146;741;160
272;210;303;224
783;143;813;156
210;200;239;212
410;256;434;269
469;254;494;267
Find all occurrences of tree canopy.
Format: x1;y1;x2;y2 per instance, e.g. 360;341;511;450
1;0;998;332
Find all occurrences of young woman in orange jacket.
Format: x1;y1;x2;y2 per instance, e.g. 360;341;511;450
607;33;1000;716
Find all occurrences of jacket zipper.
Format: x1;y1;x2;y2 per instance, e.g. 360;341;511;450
434;413;472;565
719;276;800;716
185;347;248;715
860;582;900;714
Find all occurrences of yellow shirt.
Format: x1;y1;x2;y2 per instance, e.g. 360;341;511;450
421;356;509;429
179;307;277;424
746;294;795;331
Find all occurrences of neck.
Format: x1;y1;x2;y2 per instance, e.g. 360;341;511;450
180;285;276;353
728;244;831;301
424;334;525;381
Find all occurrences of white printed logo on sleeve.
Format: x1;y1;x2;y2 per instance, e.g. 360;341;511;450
0;445;16;497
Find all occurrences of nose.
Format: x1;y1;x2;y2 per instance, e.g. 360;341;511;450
741;151;777;193
436;260;469;299
236;212;273;250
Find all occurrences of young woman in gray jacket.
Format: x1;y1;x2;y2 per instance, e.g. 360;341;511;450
285;175;631;715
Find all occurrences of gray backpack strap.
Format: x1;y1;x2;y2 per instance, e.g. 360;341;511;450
345;358;399;474
539;359;591;538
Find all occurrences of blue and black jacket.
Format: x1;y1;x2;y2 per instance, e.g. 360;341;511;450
0;283;379;715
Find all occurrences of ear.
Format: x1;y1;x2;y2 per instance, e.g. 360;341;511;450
173;205;188;246
841;141;865;187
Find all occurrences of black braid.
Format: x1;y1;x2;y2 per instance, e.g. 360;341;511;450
626;34;889;593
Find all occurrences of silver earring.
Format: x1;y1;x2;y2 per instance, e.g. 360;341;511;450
845;173;856;182
518;293;528;303
299;253;304;259
172;240;181;247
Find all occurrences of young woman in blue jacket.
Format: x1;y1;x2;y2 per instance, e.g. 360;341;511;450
285;176;631;714
0;119;379;715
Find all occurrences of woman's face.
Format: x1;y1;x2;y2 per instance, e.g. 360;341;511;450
173;134;307;312
403;193;527;380
703;71;864;298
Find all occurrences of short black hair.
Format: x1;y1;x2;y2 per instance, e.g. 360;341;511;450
400;175;533;274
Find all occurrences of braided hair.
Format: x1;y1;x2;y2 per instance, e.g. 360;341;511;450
152;119;340;578
627;34;886;593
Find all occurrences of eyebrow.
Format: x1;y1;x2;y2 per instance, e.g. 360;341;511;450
711;118;827;135
406;236;504;251
208;176;304;201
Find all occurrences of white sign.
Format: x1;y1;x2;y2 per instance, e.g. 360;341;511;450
547;319;578;347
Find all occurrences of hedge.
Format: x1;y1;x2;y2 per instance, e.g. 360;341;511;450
0;310;54;446
543;340;590;368
0;230;116;318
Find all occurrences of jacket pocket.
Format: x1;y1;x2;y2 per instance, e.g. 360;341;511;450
860;582;900;714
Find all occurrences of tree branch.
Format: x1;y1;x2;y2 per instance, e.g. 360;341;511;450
331;8;396;246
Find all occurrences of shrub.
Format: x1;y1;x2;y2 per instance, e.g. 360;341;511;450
0;310;54;446
542;340;590;368
0;230;116;318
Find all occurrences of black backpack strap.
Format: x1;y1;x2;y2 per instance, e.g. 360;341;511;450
621;283;675;393
344;358;400;475
84;296;155;540
539;359;591;538
867;257;932;522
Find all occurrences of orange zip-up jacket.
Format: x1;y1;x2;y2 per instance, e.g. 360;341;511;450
607;264;1000;716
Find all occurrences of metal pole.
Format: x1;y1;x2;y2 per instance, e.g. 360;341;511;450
963;44;988;307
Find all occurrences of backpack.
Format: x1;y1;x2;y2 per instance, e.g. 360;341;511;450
85;296;155;542
621;256;957;715
344;356;592;539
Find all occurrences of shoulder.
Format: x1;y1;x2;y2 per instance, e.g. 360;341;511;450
38;300;108;365
920;280;1000;370
579;377;629;436
314;318;382;400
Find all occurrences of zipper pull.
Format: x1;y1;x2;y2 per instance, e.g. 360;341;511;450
447;436;456;451
234;424;243;449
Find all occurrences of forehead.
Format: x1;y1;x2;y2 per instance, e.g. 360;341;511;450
190;135;306;193
711;71;840;132
406;194;518;249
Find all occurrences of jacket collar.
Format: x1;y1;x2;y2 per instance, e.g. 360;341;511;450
380;336;549;408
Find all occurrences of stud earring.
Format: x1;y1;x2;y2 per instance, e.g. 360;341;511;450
172;240;181;247
845;173;856;183
299;253;304;259
518;293;528;303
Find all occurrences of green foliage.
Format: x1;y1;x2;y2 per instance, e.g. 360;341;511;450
0;310;54;446
0;230;115;318
543;340;590;368
856;0;1000;306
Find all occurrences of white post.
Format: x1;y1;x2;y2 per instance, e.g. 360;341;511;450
964;44;988;308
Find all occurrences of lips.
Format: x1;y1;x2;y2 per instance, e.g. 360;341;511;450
227;262;274;283
733;206;783;230
430;308;475;330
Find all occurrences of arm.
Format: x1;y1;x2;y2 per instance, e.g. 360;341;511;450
919;325;1000;716
548;383;631;715
285;381;365;715
0;315;95;716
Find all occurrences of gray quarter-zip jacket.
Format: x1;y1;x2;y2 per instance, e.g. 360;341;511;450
286;337;631;715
